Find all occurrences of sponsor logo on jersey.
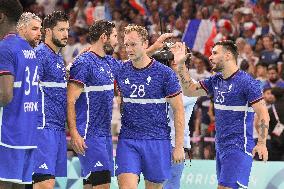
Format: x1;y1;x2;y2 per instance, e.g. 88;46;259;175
22;50;36;59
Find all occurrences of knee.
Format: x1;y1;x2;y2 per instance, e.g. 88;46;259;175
117;173;138;189
32;174;55;189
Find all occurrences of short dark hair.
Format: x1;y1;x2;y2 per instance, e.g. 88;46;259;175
43;11;68;30
267;64;278;72
89;20;115;42
0;0;23;23
214;40;239;61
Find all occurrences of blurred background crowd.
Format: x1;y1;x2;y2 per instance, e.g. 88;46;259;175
19;0;284;161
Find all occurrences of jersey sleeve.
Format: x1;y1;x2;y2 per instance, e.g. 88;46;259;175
243;76;263;105
164;68;182;98
199;75;216;96
0;47;15;76
69;56;90;85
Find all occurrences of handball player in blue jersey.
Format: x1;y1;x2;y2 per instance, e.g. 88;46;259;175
32;11;69;189
175;40;270;189
0;1;42;188
67;20;119;189
115;25;185;189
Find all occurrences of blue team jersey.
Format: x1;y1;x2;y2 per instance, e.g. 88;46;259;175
35;43;67;130
0;34;38;148
116;60;181;140
69;52;121;138
200;70;263;156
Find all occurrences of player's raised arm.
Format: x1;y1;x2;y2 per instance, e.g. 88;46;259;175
146;33;174;56
67;81;87;155
170;42;207;97
252;99;270;161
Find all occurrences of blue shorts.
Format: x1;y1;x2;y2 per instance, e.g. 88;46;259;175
115;139;171;183
78;136;114;178
216;149;253;189
0;146;34;184
33;128;67;177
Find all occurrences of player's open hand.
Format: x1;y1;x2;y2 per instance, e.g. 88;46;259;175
170;42;190;71
70;131;88;155
252;142;268;162
172;147;185;164
154;33;175;50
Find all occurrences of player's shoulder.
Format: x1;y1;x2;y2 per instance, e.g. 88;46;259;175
151;59;174;74
72;51;94;67
35;43;48;55
237;70;255;82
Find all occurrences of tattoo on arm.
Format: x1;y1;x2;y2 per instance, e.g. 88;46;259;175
259;119;269;139
177;67;195;90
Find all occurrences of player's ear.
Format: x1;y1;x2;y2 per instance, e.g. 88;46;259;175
100;33;107;42
143;40;149;48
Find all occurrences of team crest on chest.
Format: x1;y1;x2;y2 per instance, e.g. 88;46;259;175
146;76;151;85
124;78;130;85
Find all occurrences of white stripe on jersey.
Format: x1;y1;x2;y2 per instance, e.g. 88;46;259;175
13;81;22;88
214;103;254;112
123;97;166;104
39;82;67;88
83;84;114;92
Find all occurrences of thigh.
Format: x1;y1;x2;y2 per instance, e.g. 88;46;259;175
115;139;141;177
141;140;171;183
33;129;59;176
79;136;114;178
218;150;253;189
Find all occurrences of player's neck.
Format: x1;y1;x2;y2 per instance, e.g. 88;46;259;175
132;54;151;69
222;62;239;79
89;44;105;57
45;40;61;53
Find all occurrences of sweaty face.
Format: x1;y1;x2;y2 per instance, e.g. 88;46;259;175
209;45;225;72
124;31;147;62
24;19;42;47
103;28;118;55
51;21;69;48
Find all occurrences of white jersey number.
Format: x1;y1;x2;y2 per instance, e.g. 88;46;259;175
25;66;38;95
130;84;145;97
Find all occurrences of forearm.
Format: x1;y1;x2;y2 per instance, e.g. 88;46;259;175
173;109;185;148
0;75;14;106
255;113;270;144
67;99;78;135
177;64;200;96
